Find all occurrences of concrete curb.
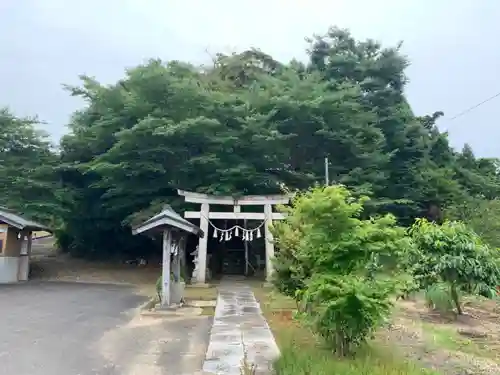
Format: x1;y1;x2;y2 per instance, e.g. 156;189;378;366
186;300;217;308
41;278;135;287
140;306;203;317
186;283;212;289
138;296;216;316
138;296;158;311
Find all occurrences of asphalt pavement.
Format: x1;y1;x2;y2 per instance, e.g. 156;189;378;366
0;281;211;375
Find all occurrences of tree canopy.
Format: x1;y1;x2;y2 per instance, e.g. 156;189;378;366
0;108;59;223
1;26;499;258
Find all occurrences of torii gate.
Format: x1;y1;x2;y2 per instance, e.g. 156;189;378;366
178;190;290;284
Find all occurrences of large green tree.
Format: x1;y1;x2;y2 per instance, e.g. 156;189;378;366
306;27;472;223
0;108;59;223
52;27;500;258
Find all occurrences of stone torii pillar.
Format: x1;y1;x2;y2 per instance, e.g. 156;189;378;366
177;190;290;284
263;203;275;282
197;203;209;284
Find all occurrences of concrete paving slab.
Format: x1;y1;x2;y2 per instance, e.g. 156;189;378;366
202;284;280;375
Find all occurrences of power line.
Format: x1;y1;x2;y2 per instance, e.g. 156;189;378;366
449;91;500;121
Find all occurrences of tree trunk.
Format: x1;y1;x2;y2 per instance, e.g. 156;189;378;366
450;283;463;315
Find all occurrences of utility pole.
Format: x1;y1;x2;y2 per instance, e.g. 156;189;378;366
324;157;329;186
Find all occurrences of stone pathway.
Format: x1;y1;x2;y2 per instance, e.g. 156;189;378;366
202;283;280;375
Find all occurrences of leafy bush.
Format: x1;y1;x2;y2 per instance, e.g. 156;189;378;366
409;219;500;314
302;274;398;356
271;211;307;302
271;185;412;355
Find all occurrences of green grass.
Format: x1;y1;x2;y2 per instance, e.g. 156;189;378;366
252;286;440;375
274;342;440;375
423;323;477;352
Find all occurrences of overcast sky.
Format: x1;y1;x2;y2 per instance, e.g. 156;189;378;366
1;0;499;157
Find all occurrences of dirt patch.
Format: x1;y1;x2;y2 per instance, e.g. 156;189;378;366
30;252;159;297
381;299;500;375
380;319;499;375
29;239;222;307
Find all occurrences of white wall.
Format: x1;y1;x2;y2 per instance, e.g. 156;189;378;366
0;257;20;283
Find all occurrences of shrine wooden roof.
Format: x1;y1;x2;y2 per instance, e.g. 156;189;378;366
0;207;50;232
132;205;204;237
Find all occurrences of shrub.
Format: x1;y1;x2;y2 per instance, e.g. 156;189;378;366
409;218;500;315
302;274;398;356
271;185;412;355
271;217;307;303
